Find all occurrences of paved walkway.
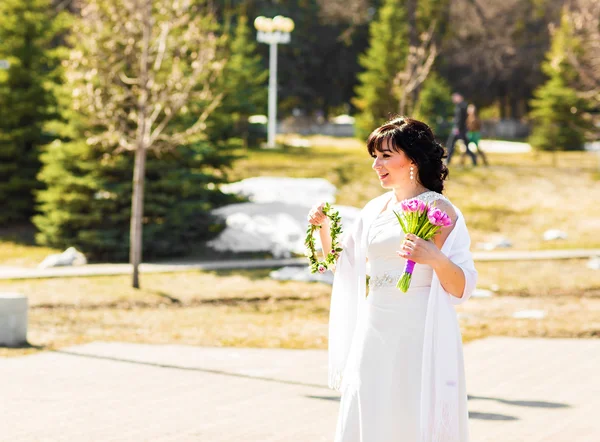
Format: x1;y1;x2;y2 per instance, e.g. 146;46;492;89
478;139;531;153
1;248;599;280
1;337;598;441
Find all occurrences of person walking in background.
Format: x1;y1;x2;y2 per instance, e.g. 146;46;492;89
446;92;477;166
462;103;489;166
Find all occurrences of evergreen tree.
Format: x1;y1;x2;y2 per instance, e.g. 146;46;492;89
352;0;409;139
414;71;454;140
35;138;237;262
0;0;66;224
214;1;372;118
208;12;268;147
529;10;590;152
35;0;237;270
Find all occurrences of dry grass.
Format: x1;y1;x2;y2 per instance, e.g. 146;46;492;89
1;140;599;268
446;152;600;251
0;242;60;267
2;258;599;357
475;259;600;295
0;269;332;357
1;138;599;357
232;141;600;251
457;295;600;342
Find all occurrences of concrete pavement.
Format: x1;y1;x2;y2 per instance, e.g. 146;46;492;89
1;248;599;280
477;139;531;153
1;337;598;441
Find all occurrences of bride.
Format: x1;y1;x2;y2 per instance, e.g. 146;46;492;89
307;116;477;442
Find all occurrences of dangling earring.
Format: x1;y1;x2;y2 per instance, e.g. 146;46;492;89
410;166;415;182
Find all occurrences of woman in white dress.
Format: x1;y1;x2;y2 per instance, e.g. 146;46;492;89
307;117;477;442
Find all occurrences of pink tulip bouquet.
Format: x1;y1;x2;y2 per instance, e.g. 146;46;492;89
392;199;453;292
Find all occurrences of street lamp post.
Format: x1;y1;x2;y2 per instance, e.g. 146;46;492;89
254;15;295;149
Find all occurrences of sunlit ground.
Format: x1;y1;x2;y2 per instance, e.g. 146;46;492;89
1;259;598;357
1;138;599;356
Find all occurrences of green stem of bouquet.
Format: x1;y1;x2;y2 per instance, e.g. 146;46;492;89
396;272;412;292
415;217;429;237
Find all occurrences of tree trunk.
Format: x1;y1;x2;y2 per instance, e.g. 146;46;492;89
130;145;147;288
399;93;407;115
130;0;152;289
407;0;418;47
406;0;418;115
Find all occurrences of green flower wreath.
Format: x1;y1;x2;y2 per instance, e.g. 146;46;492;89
305;202;343;274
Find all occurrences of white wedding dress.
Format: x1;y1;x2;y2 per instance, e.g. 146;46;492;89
334;191;469;442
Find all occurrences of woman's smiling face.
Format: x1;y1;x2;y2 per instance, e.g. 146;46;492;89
371;139;414;189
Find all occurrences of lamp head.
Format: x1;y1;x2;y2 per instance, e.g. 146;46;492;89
254;16;274;33
272;15;286;32
282;17;295;33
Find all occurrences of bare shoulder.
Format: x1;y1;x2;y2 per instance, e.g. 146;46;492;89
432;198;458;223
430;197;458;248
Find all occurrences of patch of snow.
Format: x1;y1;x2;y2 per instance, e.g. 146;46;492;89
211;177;363;257
331;114;355;125
587;257;600;270
220;177;337;207
542;229;568;241
207;201;360;258
478;140;531;153
584;141;600;152
476;236;512;250
38;247;87;269
269;265;334;284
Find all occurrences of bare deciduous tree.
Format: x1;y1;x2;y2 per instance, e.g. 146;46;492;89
565;0;600;110
316;0;371;25
67;0;225;288
393;22;438;115
441;0;565;117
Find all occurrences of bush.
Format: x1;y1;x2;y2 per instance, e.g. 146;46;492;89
34;140;238;262
528;10;591;151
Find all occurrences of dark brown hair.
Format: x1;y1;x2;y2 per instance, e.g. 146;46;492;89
366;116;449;193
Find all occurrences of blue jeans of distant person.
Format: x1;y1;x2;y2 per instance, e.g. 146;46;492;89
446;129;477;165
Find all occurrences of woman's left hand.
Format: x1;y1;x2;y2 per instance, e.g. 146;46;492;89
397;233;442;266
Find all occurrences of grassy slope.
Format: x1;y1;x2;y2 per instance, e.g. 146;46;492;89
230;136;600;251
1;259;599;357
2;137;599;267
2;137;599;355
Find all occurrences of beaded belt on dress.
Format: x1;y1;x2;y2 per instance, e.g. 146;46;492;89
368;272;404;289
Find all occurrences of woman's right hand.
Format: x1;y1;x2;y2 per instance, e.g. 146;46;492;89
307;202;329;226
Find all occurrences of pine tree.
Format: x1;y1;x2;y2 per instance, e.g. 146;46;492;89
0;0;66;224
208;12;267;147
529;10;590;152
35;138;237;262
352;0;409;139
414;71;454;140
34;0;236;277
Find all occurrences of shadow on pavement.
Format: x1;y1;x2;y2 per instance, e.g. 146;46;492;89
306;395;340;402
468;395;570;409
306;396;521;421
2;341;46;351
469;411;519;421
54;349;329;390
